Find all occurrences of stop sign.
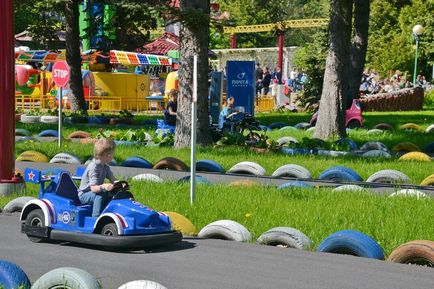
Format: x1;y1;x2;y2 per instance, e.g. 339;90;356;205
52;60;70;88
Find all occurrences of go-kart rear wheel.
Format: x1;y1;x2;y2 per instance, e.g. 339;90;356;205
101;223;118;237
25;209;46;243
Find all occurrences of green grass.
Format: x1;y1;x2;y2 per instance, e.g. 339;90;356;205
7;110;434;258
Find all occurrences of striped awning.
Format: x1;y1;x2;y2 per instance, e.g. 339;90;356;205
110;50;171;66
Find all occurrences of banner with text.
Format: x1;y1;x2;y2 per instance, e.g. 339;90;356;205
226;61;255;115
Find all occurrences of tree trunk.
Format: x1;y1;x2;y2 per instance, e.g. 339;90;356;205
347;0;370;108
65;0;87;113
314;0;353;140
175;0;213;148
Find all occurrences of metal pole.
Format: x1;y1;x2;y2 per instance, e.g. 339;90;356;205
278;31;284;72
230;34;236;49
0;0;15;181
58;87;63;147
190;55;198;205
413;37;419;84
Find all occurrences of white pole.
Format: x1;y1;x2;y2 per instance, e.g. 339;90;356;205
190;55;198;205
58;87;63;147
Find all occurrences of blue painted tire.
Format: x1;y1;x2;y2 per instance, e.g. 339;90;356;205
335;138;358;151
87;116;109;124
423;142;434;154
196;160;225;173
15;129;31;136
294;122;311;130
319;166;362;182
178;175;210;185
37;129;58;137
120;156;153;168
259;125;271;131
268;122;287;129
277;181;313;190
0;260;31;289
281;147;311;156
317;230;385;260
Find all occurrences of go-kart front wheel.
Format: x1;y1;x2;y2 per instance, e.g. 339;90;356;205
101;223;118;237
25;209;46;243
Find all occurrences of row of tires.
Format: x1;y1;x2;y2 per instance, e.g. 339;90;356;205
14;150;434;187
0;261;167;289
196;220;434;265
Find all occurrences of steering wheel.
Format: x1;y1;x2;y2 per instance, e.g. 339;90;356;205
110;181;134;200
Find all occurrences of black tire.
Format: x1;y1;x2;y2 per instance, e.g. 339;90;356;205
347;120;361;129
101;223;118;237
25;209;46;243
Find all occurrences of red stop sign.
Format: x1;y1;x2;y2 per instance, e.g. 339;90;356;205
52;60;70;88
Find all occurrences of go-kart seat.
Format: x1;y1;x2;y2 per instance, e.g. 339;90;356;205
55;172;81;205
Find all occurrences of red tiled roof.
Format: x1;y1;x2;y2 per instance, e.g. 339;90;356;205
136;31;179;56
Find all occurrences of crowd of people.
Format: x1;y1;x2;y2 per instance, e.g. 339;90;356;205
255;64;308;96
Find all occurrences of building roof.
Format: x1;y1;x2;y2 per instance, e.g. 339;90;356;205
136;31;179;56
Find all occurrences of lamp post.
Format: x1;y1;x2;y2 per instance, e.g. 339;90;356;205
412;24;424;84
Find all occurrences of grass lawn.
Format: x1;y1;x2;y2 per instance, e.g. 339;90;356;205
5;110;433;257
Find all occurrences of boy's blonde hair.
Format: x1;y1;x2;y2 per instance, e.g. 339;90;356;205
94;138;116;159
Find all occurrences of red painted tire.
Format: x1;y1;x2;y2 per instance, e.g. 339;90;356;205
388;240;434;266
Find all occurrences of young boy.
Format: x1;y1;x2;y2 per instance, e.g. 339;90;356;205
78;138;117;217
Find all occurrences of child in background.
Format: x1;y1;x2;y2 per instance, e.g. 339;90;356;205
78;138;117;217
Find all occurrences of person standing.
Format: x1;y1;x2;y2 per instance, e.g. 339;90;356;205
255;63;263;96
262;67;271;95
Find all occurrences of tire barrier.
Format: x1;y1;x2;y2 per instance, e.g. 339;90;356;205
272;164;312;179
373;123;394;131
31;267;101;289
196;159;225;173
37;130;58;138
319;166;363;182
389;189;427;199
178;175;210;185
87;116;110;125
360;141;389;152
259;125;271;132
15;128;31;136
317;230;385;260
306;126;316;132
20;115;40;124
387;240;434;266
281;147;311;156
0;259;31;289
227;161;266;176
268;122;287;129
422;142;434;154
153;157;188;171
163;211;197;236
67;131;92;139
426;124;434;133
366;169;410;184
277;181;313;190
362;150;391;158
121;157;153;169
317;150;349;157
398;152;431;162
198;220;252;242
131;174;164;183
257;227;312;250
332;185;365;192
16;136;39;143
391;142;421;153
276;136;299;146
399;123;422;132
421;174;434;186
3;196;36;213
40;116;59;124
16;151;49;163
49;153;82;165
118;280;168;289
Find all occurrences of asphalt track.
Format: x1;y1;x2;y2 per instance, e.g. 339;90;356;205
1;213;433;289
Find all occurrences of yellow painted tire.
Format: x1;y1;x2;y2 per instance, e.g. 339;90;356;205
398;152;432;162
391;142;421;153
16;150;49;162
163;211;197;236
399;123;422;132
229;179;260;187
421;174;434;186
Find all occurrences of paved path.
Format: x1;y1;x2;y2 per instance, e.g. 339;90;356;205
1;213;433;289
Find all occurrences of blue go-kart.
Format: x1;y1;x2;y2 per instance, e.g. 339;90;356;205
20;168;182;251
